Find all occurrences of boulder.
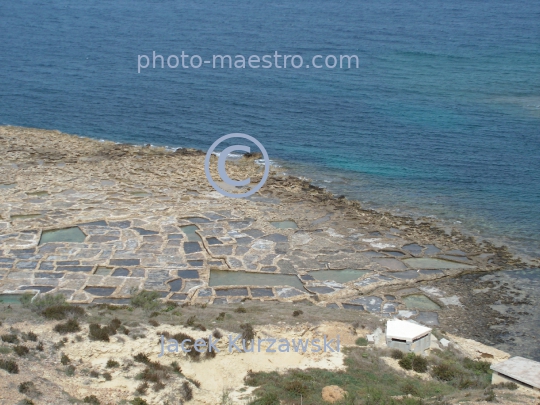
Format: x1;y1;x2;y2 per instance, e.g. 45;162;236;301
322;385;346;403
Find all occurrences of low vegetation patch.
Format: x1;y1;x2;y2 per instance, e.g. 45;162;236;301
41;304;85;320
21;293;85;320
18;381;41;398
136;382;149;395
134;352;150;364
65;364;76;376
397;353;427;373
1;333;19;344
493;382;518;390
185;315;196;327
130;398;148;405
88;323;114;342
106;359;120;368
22;332;38;342
131;290;162;312
241;323;255;342
61;353;71;365
245;348;458;404
182;381;193;401
54;319;81;334
355;337;368;346
83;395;101;405
391;349;404;360
13;345;30;357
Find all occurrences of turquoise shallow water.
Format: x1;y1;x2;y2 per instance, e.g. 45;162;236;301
0;0;539;257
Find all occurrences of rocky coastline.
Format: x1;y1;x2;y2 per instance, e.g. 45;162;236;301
0;125;536;356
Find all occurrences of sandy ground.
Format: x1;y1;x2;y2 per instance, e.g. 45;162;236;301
0;320;359;404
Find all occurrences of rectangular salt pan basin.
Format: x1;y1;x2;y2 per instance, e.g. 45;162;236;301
209;270;305;290
39;227;87;245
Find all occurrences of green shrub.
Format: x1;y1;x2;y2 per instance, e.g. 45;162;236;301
18;399;35;405
171;361;182;374
23;332;38;342
1;334;19;344
185;316;196;327
182;381;193;401
249;392;279;405
153;381;165;392
83;395;101;405
292;310;303;317
89;324;110;342
195;323;207;331
41;304;85;320
36;342;44;351
235;307;247;313
284;379;309;396
240;323;255;342
148;319;159;327
213;329;223;339
172;332;194;343
463;358;491;374
131;291;162;312
103;372;112;381
90;370;100;378
54;319;81;334
65;365;76;376
130;398;148;405
412;355;428;373
139;361;170;384
186;347;201;361
22;293;84;320
13;345;30;357
18;381;41;397
244;369;261;386
355;337;368;346
401;381;420;396
106;359;120;368
133;352;150;364
399;354;414;370
109;318;122;330
456;374;476;389
0;359;19;374
432;362;459;381
493;382;518;390
61;353;71;365
484;387;496;402
216;312;225;321
136;382;149;395
391;349;404;360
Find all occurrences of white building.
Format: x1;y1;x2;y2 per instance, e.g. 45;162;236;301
491;357;540;391
386;320;431;354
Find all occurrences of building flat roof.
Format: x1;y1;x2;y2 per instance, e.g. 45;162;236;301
386;320;431;341
491;357;540;389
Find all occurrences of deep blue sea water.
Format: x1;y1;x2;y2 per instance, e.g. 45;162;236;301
1;0;539;257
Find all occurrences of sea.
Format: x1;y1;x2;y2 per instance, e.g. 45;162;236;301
1;1;538;256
